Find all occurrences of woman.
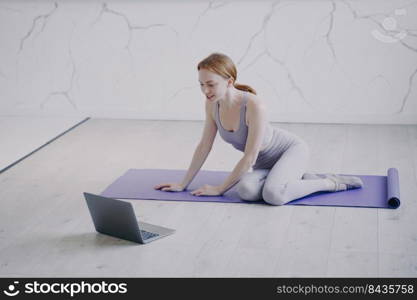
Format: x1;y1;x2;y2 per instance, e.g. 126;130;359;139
154;53;363;205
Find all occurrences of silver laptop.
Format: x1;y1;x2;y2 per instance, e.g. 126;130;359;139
83;192;175;244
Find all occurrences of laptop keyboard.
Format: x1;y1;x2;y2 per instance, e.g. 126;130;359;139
140;230;159;240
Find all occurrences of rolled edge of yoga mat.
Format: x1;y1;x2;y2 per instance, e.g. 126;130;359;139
387;168;400;209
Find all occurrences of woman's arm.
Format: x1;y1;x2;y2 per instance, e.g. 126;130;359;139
180;144;211;189
216;156;253;194
180;100;218;189
217;98;267;194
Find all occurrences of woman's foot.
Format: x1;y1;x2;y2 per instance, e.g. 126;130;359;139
302;173;364;192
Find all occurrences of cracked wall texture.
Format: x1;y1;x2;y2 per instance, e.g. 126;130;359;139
0;0;416;124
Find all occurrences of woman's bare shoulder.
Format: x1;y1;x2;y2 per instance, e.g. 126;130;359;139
245;93;269;126
246;93;267;110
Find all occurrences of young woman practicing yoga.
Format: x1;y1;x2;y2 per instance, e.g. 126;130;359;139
154;53;363;205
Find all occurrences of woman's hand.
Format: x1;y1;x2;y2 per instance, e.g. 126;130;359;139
190;184;222;196
154;182;185;192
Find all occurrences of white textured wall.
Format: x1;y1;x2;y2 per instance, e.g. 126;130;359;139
1;0;416;124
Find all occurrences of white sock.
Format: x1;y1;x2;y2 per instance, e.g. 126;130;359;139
303;173;363;192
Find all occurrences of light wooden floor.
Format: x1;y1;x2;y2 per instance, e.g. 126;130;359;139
0;116;87;172
1;119;416;277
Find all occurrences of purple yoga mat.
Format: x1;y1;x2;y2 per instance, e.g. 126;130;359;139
100;168;400;209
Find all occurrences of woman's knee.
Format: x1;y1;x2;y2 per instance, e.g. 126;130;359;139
236;180;262;201
262;184;288;206
295;141;310;162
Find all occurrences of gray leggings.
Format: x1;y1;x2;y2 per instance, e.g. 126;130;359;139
236;139;331;206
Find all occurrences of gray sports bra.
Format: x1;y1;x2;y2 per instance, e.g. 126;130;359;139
214;91;273;152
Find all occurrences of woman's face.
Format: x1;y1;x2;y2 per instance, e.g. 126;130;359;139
198;69;231;102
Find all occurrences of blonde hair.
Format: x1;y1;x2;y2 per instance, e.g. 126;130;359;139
197;53;257;95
